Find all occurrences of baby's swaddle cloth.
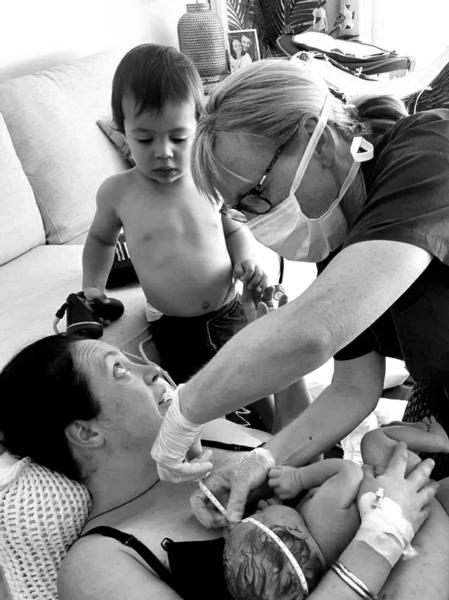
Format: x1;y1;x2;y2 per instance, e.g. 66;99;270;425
0;452;91;600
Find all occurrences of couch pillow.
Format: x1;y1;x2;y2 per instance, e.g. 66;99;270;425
0;52;127;245
0;114;45;265
96;118;135;166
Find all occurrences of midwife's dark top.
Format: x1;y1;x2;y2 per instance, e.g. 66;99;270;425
318;109;449;383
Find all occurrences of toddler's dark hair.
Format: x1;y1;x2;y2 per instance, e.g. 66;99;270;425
112;43;204;133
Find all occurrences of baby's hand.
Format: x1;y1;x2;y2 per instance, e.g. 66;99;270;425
233;259;268;291
256;496;283;511
268;466;304;500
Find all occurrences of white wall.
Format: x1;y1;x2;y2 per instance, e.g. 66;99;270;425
371;0;449;68
0;0;187;80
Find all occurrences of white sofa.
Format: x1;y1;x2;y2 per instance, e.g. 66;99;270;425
0;47;321;371
0;50;149;369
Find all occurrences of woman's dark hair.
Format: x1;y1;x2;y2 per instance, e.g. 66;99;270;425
0;335;100;481
111;43;204;133
356;94;408;144
230;38;242;60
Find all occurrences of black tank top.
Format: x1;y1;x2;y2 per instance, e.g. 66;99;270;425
81;526;231;600
80;440;263;598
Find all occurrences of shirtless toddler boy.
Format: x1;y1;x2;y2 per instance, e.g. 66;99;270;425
223;416;449;600
82;44;267;387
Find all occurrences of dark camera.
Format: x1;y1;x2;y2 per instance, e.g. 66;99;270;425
54;292;124;338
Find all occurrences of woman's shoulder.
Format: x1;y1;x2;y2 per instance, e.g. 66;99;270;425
58;533;171;600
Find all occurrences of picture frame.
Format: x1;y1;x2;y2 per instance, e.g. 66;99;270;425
226;28;261;73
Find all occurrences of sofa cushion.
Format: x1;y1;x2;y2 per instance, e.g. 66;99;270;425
0;52;127;245
0;114;45;265
0;245;147;370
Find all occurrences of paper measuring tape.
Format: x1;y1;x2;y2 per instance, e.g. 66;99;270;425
198;479;229;518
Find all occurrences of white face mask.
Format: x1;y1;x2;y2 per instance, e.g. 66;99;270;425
247;95;373;262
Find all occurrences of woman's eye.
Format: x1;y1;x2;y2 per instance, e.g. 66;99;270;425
113;363;129;378
171;138;188;144
136;138;153;144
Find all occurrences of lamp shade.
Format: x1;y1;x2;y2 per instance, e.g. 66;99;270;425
178;3;227;82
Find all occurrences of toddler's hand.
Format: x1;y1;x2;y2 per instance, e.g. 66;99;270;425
233;259;268;291
268;466;304;500
83;286;109;304
83;287;111;324
242;285;288;324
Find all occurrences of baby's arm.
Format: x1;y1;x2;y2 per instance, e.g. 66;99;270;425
362;417;449;475
269;459;361;505
221;214;268;291
82;178;123;301
381;416;449;454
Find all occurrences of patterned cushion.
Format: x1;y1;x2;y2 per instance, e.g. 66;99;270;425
96;118;135;166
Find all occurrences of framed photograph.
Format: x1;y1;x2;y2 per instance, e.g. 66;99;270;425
227;29;261;73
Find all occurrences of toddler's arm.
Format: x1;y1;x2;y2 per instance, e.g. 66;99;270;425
221;214;268;291
82;178;122;301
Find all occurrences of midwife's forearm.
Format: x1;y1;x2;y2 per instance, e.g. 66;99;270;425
180;300;331;424
272;378;311;433
82;236;116;291
265;383;377;466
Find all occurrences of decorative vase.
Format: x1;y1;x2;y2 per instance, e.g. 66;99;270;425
177;2;227;83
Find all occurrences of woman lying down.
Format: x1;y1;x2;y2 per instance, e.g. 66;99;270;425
0;333;449;600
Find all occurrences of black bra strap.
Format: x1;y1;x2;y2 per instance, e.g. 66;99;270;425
81;526;179;593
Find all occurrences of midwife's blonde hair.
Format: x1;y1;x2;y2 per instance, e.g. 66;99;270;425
191;58;355;203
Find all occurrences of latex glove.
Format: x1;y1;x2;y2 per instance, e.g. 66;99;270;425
233;259;268;291
268;465;304;500
190;447;275;528
151;386;213;483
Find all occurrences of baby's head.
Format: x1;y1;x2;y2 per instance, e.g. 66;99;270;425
223;505;326;600
112;43;203;134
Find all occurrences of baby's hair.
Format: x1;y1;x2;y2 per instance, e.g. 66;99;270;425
111;43;204;133
223;522;324;600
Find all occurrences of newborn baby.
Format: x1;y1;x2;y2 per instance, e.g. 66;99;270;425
223;417;449;600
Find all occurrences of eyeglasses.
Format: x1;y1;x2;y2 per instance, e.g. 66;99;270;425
233;127;299;216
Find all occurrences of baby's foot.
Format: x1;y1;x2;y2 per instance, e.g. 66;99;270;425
424;416;449;453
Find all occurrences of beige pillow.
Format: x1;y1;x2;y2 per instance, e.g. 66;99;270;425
0;114;45;265
97;118;135;166
0;51;126;245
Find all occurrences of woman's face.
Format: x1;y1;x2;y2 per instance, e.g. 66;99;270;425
232;38;242;55
214;130;338;221
72;339;175;449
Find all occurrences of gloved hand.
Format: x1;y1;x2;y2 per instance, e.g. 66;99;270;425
151;386;213;483
190;447;275;528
